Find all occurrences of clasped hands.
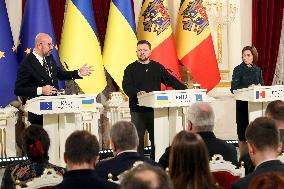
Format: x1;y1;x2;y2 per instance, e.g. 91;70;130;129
42;85;57;95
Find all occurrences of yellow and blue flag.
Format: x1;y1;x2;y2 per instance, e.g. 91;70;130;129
60;0;107;94
103;0;137;90
18;0;64;89
0;0;18;107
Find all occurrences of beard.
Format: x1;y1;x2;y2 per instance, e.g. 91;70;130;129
138;56;149;62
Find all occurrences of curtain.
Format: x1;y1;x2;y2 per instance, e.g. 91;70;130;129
49;0;66;44
252;0;284;85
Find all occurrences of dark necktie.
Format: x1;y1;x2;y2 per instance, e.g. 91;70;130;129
43;58;50;76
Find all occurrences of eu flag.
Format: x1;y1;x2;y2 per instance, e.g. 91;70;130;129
17;0;64;89
0;0;18;107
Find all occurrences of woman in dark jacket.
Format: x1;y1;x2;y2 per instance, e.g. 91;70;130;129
1;125;65;189
231;46;264;152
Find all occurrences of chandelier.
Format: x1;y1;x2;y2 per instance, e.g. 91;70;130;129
205;0;238;64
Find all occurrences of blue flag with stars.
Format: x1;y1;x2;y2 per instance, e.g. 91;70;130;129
18;0;64;89
0;0;18;107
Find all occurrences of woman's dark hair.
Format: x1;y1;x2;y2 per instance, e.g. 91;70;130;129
249;172;284;189
169;131;217;189
21;125;50;163
242;46;258;64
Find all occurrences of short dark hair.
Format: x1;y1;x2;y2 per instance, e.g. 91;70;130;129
137;40;151;50
65;130;99;164
245;117;280;151
242;46;258;64
120;163;173;189
110;121;139;151
265;100;284;122
22;125;50;162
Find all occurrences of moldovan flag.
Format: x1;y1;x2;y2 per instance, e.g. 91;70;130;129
59;0;106;94
176;0;220;91
137;0;182;84
103;0;137;90
0;0;18;107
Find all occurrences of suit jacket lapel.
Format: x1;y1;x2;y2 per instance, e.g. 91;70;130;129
30;53;52;82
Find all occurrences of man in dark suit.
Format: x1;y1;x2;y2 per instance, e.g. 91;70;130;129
231;117;284;189
52;131;118;189
95;121;158;181
14;33;93;125
159;102;238;168
240;100;284;175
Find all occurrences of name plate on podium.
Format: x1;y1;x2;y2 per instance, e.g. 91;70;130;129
25;95;102;115
138;89;207;108
234;85;284;102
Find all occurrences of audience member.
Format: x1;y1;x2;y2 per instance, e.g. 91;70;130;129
120;163;173;189
232;117;284;189
159;102;238;168
95;121;158;181
248;172;284;189
169;131;219;189
1;125;65;189
52;131;118;189
240;100;284;174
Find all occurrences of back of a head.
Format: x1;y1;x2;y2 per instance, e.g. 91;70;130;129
249;172;284;189
265;100;284;122
65;130;99;164
245;117;280;152
187;102;215;132
120;163;173;189
22;125;50;162
169;131;214;189
110;121;139;151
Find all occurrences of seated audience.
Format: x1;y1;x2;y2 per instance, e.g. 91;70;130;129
240;100;284;174
95;121;158;181
52;130;118;189
248;172;284;189
120;163;173;189
232;117;284;189
1;125;65;189
159;102;238;168
169;131;219;189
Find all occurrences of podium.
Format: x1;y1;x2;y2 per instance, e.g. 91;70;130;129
25;95;102;166
233;85;284;121
138;89;207;160
0;106;18;158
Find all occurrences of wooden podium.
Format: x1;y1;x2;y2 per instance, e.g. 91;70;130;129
233;85;284;121
25;95;102;166
138;89;207;160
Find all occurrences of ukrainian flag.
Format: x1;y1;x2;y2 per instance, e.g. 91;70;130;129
103;0;137;90
59;0;106;94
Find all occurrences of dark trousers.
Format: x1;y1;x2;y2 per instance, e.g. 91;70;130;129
236;100;248;141
130;111;155;159
28;112;43;126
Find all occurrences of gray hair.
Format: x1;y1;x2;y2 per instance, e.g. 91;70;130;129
187;102;215;131
110;121;139;151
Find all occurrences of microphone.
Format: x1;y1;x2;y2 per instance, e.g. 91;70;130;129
166;68;182;80
64;61;69;70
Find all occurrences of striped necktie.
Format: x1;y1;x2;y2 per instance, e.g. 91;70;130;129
43;58;50;76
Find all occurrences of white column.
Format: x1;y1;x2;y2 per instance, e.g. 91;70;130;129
228;0;243;80
6;0;22;44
